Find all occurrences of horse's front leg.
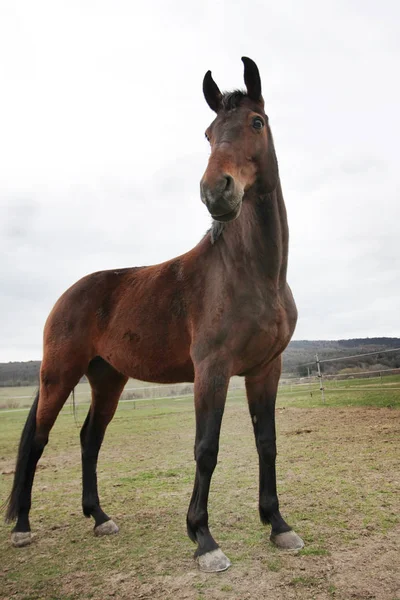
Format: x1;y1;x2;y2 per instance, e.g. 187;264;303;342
245;357;304;550
186;359;231;572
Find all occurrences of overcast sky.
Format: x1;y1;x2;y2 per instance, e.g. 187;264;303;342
1;0;399;362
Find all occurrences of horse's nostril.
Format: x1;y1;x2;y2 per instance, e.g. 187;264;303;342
224;175;233;192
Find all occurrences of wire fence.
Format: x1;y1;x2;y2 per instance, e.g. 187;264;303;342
0;380;247;413
280;347;400;402
1;347;399;412
295;346;400;368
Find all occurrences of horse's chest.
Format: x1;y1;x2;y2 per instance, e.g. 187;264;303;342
192;285;296;370
246;300;289;342
231;293;294;368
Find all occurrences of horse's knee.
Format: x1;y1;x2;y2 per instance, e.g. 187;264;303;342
195;440;218;474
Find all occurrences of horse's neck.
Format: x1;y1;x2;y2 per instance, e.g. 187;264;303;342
220;179;289;288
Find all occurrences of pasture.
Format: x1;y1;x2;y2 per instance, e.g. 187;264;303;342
1;381;399;599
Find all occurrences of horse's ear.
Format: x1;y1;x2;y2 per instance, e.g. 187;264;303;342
241;57;264;106
203;70;222;113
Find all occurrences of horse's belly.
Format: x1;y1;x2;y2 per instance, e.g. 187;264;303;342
98;329;194;384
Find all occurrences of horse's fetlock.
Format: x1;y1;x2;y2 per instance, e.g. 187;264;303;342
82;502;96;517
188;508;208;531
259;496;279;523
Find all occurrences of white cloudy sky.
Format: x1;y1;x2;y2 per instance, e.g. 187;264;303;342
1;0;399;362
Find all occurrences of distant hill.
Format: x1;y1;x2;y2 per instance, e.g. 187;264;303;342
1;337;400;386
0;360;41;387
283;337;400;376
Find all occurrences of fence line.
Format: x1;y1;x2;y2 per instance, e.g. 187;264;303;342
0;394;194;415
0;387;248;415
2;384;196;401
319;347;400;363
296;346;400;368
282;347;400;402
1;346;399;410
322;366;400;379
0;382;245;402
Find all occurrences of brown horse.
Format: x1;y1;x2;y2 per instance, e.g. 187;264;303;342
5;57;303;572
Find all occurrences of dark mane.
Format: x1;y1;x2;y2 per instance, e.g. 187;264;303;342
221;90;247;111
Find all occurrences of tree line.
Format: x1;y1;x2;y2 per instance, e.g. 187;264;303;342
1;337;399;387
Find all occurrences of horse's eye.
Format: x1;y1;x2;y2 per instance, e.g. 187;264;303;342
252;117;264;130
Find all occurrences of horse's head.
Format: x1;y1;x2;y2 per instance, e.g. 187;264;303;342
200;57;278;223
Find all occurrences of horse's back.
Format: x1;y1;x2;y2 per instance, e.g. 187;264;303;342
42;263;194;383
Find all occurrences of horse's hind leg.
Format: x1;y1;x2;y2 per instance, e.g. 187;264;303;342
6;363;84;547
245;357;304;551
81;357;127;536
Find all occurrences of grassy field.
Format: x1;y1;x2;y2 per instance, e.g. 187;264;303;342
1;372;399;411
0;382;399;599
0;378;246;411
0;380;155;410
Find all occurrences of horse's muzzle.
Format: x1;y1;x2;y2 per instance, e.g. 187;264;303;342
200;175;243;222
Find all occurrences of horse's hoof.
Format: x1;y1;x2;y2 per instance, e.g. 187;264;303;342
196;548;231;573
270;530;304;550
11;531;32;548
94;519;119;537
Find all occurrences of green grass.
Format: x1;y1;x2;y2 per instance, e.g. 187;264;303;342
277;372;400;409
290;575;320;587
299;546;330;556
1;372;399;411
0;384;399;599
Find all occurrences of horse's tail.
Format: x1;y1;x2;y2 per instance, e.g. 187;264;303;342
4;390;39;523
